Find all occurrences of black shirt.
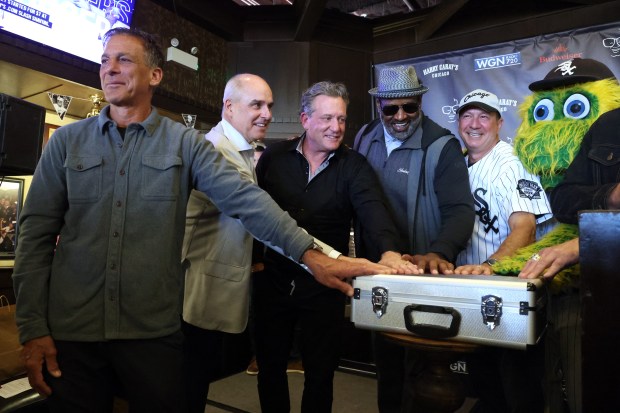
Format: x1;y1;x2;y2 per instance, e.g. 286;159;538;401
256;136;401;275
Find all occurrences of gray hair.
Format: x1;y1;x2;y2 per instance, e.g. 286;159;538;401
102;28;164;69
300;81;349;117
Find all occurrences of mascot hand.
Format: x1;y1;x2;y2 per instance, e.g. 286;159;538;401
493;223;579;293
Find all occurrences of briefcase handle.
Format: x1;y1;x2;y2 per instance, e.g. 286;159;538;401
403;304;461;339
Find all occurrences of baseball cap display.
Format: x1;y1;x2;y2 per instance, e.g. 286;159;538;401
457;89;502;117
529;58;616;91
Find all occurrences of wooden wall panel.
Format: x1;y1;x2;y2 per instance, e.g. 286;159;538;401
309;43;373;147
133;0;227;124
227;41;310;141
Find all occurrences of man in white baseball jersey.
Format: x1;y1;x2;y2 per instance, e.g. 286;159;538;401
453;89;552;413
454;89;552;275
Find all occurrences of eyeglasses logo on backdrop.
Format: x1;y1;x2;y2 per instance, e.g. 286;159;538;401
441;99;459;123
602;36;620;58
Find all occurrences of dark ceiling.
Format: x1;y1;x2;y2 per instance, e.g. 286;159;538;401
149;0;611;43
230;0;441;19
145;0;611;41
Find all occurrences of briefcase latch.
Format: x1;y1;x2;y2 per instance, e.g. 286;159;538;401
372;286;389;318
481;295;503;330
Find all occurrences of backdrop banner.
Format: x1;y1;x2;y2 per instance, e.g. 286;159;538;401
374;21;620;145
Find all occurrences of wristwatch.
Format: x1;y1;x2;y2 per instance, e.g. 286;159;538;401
310;239;342;259
481;258;497;267
300;240;342;274
311;241;324;253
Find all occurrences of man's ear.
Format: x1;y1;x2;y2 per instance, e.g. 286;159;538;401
150;67;163;87
300;112;310;130
224;99;233;113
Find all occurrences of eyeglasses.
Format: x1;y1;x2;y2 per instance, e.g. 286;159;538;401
603;37;620;48
380;103;420;116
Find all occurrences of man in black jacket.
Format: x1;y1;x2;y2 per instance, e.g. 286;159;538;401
354;65;474;413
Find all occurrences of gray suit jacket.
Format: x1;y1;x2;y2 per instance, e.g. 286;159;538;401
182;122;256;333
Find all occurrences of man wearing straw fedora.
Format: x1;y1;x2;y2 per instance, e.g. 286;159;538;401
354;65;475;412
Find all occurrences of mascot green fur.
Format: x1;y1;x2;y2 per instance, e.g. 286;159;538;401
492;58;620;293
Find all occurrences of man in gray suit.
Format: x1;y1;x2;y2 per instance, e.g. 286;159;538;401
181;73;272;412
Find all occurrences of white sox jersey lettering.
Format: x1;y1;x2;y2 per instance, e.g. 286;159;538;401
456;141;552;265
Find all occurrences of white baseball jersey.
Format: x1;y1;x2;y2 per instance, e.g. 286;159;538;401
456;141;553;265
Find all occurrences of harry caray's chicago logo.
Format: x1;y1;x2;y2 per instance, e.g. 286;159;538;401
517;179;543;200
422;63;459;79
474;52;521;71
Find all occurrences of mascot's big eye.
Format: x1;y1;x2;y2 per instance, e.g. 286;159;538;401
533;99;555;122
563;93;591;120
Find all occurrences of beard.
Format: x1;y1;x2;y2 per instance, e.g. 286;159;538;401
381;113;422;141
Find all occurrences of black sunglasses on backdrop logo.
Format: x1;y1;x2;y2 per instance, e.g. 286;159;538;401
380;103;420;116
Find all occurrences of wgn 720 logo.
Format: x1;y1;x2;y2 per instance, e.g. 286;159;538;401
474;52;522;71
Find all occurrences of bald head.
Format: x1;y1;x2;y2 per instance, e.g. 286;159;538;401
222;74;274;143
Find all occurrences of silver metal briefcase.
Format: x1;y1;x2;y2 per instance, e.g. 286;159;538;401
351;274;546;350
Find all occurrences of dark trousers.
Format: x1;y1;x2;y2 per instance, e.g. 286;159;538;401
544;291;581;413
44;332;185;413
467;344;545;413
253;267;345;413
373;332;423;413
181;321;225;413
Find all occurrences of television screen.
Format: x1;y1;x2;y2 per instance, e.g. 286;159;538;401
0;0;136;63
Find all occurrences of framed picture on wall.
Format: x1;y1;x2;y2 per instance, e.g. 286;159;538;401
0;177;24;259
43;124;58;148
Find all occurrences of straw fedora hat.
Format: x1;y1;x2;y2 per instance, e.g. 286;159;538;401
368;65;429;98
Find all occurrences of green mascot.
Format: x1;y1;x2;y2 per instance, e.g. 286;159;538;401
492;58;620;293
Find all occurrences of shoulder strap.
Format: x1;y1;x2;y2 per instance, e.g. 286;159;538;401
408;134;454;253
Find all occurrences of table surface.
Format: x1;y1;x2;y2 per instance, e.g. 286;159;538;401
381;332;482;353
0;304;25;383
